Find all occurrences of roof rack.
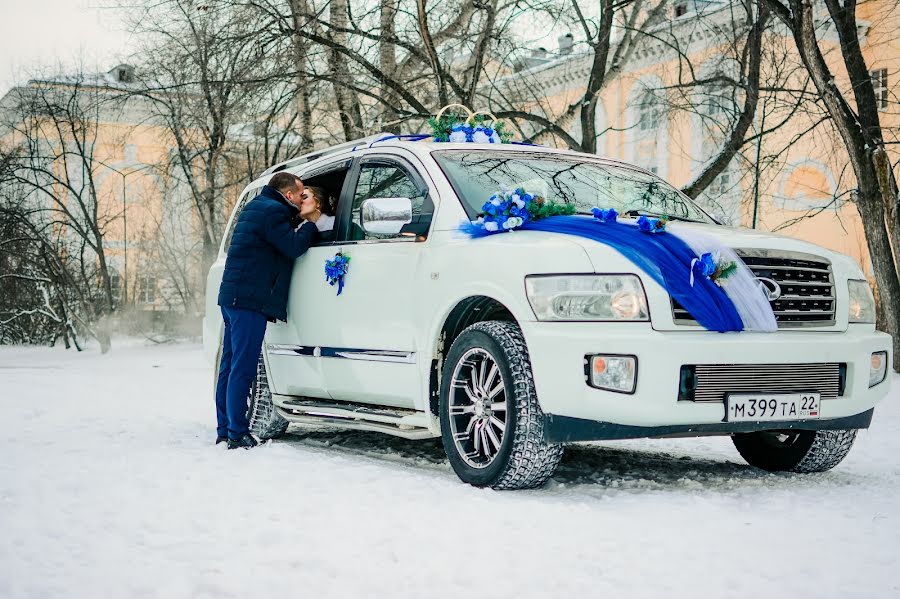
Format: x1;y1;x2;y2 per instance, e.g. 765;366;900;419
261;133;392;176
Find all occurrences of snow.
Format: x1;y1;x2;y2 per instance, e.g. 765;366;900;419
1;341;898;599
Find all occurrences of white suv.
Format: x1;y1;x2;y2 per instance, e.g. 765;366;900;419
204;136;893;489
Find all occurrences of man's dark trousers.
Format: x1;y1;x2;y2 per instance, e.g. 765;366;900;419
215;306;268;440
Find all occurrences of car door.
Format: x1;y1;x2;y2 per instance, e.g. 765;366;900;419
263;160;352;399
316;153;435;409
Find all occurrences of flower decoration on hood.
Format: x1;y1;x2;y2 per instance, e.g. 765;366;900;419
637;214;668;234
466;187;575;234
324;252;351;295
591;207;619;223
690;252;737;287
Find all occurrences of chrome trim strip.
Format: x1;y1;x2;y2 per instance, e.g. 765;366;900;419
325;348;416;363
266;344;316;356
266;344;415;363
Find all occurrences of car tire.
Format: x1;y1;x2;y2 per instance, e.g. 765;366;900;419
731;429;857;473
247;353;289;440
439;320;563;489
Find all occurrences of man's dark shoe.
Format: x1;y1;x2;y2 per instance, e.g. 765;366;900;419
227;434;259;450
215;436;228;445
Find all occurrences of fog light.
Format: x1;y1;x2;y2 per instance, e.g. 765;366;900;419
869;351;888;388
586;354;637;393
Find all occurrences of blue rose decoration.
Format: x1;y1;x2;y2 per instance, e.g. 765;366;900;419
637;214;666;233
695;253;717;278
592;207;619;223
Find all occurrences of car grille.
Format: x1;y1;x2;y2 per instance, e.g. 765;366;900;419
671;249;836;328
678;363;845;403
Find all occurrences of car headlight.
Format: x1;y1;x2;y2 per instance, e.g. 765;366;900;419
848;280;876;323
525;275;649;321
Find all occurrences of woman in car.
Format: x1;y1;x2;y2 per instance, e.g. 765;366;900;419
298;186;336;242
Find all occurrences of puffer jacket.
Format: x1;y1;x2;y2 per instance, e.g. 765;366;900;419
217;185;318;321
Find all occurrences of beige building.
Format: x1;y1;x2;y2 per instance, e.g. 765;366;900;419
0;65;203;326
496;0;898;278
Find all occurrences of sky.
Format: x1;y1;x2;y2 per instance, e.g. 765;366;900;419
0;0;133;96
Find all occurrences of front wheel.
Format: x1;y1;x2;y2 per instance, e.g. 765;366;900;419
247;353;289;440
439;320;563;489
731;429;857;473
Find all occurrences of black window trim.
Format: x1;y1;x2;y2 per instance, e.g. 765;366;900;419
335;154;433;244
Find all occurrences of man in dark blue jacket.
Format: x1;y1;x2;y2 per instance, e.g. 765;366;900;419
215;172;319;449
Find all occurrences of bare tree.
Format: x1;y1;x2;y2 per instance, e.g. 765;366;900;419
132;0;279;277
678;1;769;199
763;0;900;369
0;73;127;352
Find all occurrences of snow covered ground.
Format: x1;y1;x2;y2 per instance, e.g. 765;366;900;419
1;340;898;599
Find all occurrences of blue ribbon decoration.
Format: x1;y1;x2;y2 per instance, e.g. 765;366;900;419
504;216;744;332
324;253;350;296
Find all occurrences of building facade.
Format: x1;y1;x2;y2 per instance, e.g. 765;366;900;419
496;0;899;279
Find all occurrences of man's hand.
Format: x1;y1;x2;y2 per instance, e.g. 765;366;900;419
289;212;304;229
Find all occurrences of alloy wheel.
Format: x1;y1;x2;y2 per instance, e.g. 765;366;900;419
448;348;508;468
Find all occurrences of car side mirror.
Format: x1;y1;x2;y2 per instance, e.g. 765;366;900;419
360;197;413;235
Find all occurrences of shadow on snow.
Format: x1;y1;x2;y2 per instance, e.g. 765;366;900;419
277;425;857;492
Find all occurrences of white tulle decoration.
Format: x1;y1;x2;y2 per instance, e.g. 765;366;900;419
671;224;778;332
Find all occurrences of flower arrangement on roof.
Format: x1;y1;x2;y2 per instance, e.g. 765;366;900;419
428;104;513;144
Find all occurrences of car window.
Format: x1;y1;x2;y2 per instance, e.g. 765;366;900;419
433;150;714;223
223;186;262;253
349;161;433;241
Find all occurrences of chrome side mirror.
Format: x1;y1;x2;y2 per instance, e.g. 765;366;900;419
360;197;413;235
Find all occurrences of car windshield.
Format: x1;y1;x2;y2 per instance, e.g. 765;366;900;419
433;150;714;224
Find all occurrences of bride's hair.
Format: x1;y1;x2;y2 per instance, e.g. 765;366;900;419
304;186;336;216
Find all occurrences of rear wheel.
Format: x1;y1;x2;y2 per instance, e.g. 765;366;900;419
439;320;563;489
731;429;857;473
247;353;289;440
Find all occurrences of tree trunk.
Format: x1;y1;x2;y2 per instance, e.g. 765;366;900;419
767;0;900;371
290;0;315;151
682;2;768;199
379;0;400;134
329;0;363;140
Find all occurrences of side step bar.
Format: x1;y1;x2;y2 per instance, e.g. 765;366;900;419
272;394;437;440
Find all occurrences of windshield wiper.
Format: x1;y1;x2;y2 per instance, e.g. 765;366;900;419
622;209;699;223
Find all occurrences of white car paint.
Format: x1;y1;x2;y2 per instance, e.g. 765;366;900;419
203;140;893;440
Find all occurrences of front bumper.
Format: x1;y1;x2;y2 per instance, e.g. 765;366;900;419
522;322;892;441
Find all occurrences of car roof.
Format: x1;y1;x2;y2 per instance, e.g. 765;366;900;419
245;138;656;194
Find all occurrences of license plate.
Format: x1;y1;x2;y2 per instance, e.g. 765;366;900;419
725;393;821;422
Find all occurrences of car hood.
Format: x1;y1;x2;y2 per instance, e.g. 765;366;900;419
561;220;859;332
564;220;862;276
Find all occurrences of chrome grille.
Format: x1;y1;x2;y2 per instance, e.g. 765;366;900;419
681;363;844;403
672;249;836;328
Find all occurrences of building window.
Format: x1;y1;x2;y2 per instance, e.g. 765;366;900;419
871;69;888;111
709;170;732;197
108;269;122;307
638;90;662;131
137;275;157;305
675;2;689;18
